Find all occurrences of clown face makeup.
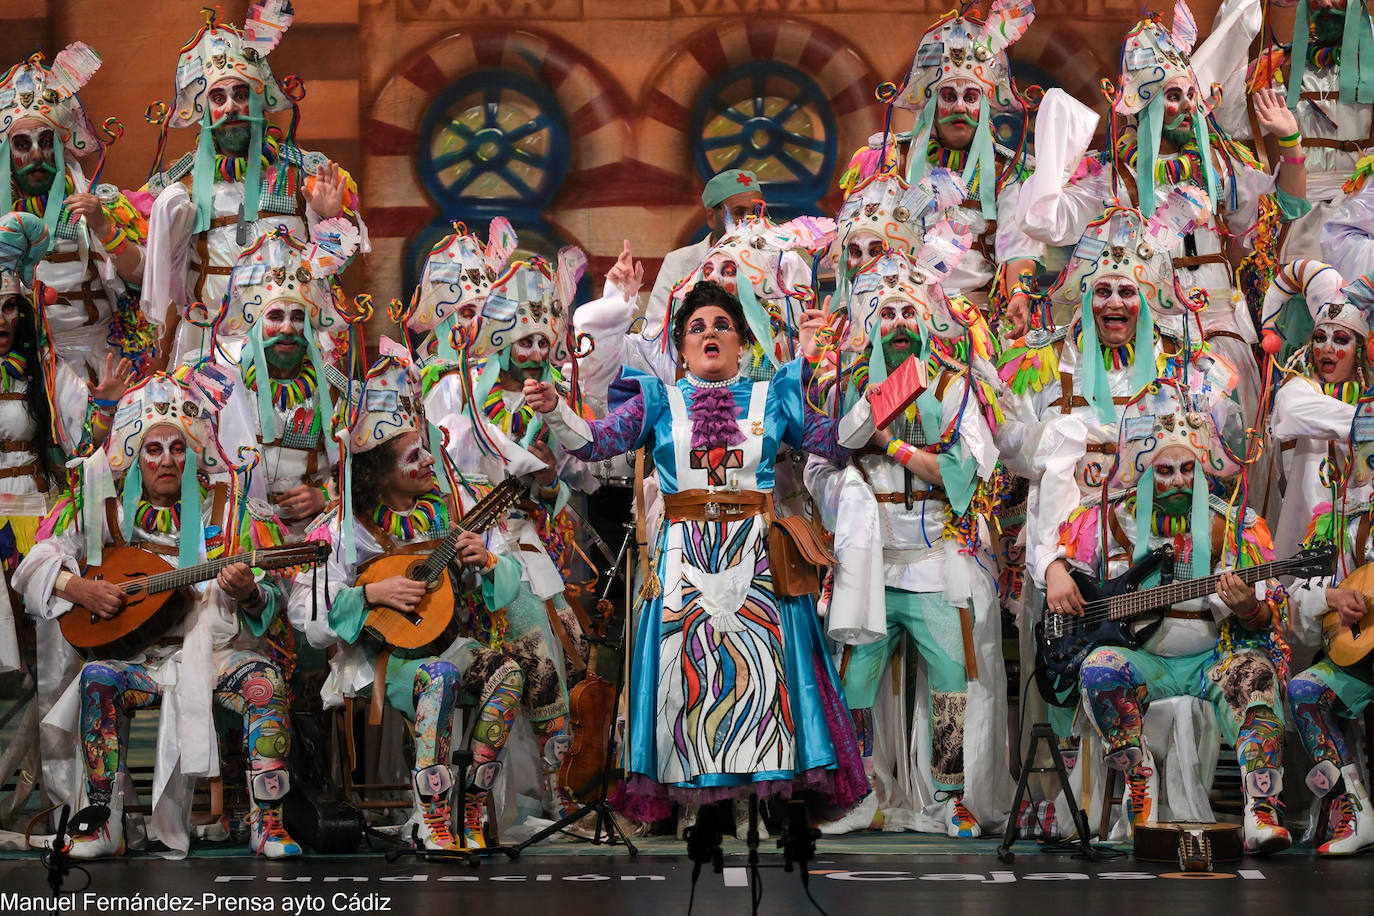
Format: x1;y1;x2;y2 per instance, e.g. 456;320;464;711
382;430;437;507
878;299;921;370
8;118;57;197
140;425;190;507
208;78;253;155
1161;77;1199;148
1153;444;1197;517
1091;277;1141;348
846;233;887;277
0;296;20;357
681;305;743;381
1311;325;1360;384
509;333;551;381
934;79;982;151
700;253;740;296
262;302;307;373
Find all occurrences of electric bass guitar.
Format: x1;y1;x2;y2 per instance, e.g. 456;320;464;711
62;541;331;659
1325;562;1374;669
356;475;524;657
1036;543;1335;700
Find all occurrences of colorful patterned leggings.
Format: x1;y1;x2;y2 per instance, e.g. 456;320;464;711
78;650;289;804
1288;659;1374;770
1080;645;1283;777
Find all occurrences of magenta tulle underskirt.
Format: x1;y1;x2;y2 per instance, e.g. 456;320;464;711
609;652;871;824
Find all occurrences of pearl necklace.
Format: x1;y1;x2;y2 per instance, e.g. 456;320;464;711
686;372;741;389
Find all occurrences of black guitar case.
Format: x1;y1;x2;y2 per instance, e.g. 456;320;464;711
283;710;364;853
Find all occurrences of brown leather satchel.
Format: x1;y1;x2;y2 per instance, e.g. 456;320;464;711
1133;822;1243;871
768;514;835;598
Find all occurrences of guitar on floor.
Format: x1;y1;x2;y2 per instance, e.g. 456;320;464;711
1325;563;1374;669
357;475;524;657
62;541;331;659
1035;543;1335;702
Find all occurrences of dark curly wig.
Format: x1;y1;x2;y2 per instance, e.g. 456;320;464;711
349;437;401;516
671;281;752;354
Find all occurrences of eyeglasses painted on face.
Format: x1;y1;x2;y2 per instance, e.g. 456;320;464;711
687;317;738;336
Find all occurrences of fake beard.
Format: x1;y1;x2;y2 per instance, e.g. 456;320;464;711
1162;110;1193;148
510;355;546;378
214;123;253;156
881;326;920;372
1313;10;1344;47
14;160;56;196
262;333;306;371
1156;487;1191;517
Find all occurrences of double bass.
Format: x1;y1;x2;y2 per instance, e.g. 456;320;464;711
559;525;634;803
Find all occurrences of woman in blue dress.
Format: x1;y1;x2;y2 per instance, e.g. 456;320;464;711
524;281;868;817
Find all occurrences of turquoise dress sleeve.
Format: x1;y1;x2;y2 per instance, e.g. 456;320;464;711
328;585;370;645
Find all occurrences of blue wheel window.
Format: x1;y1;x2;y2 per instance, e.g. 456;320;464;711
691;61;837;218
408;68;573;295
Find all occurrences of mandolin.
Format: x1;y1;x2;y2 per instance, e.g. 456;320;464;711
1036;543;1335;701
1325;562;1374;668
357;475;523;657
62;541;330;659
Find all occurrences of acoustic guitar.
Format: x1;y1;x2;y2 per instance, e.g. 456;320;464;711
1325;562;1374;668
62;541;331;659
1037;543;1335;701
357;476;524;657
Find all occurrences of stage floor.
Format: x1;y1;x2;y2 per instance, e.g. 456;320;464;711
0;835;1366;915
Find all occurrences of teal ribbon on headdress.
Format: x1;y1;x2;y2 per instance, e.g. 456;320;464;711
192;108;218;234
963;96;998;220
735;278;779;369
178;456;203;569
246;331;278;443
427;422;451;495
1133;466;1155;563
1132;292;1156;394
340;432;356;566
243;90;265;225
1189;460;1210;580
1287;0;1313;109
1135;95;1166;217
0;138;11;216
1191;105;1219;206
903;101;938;186
1078;289;1118;424
121;460;142;547
1339;0;1374;104
303;326;338;464
42;142;66;255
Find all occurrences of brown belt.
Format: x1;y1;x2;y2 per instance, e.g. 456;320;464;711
874;490;941;503
209;214;240;230
46;250;82;264
1172;253;1230;270
0;441;33;452
661;489;770;522
1302;137;1371;152
0;459;46;491
1205;330;1248;345
1084;442;1118;455
1164;609;1212;621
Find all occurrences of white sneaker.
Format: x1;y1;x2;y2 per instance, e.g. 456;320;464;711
818;792;881;835
69;794;123;860
410;764;459;852
1318;766;1374;857
945;794;981;839
247;770;301;859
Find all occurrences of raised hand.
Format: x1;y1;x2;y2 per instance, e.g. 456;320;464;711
306;161;346;219
90;353;134;406
1253;87;1299;141
605;239;644;303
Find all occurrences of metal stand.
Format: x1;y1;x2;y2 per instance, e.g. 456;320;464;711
997;722;1100;863
511;524;639;858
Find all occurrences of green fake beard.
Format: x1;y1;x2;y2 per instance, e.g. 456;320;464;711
1162;110;1194;148
14;159;56;196
1156;487;1192;517
511;355;547;379
881;326;920;372
214;123;253;156
1313;10;1345;47
262;333;306;371
934;112;978;150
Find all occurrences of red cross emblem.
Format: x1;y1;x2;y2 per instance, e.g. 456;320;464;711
690;446;745;487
